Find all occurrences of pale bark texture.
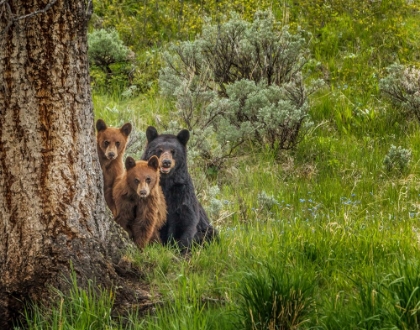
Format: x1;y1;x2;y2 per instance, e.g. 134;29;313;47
0;1;141;328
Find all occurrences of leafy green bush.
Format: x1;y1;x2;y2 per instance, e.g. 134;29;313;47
257;191;280;210
88;29;132;89
380;64;420;121
160;11;323;168
205;185;224;220
383;145;412;173
88;28;130;72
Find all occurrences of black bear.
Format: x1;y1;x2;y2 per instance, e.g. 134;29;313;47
142;126;218;251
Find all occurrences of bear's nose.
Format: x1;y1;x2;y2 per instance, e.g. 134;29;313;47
162;159;172;168
139;189;147;197
107;152;116;159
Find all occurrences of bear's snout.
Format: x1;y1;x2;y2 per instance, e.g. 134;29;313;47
160;151;175;174
162;159;172;168
107;151;116;159
140;189;147;197
139;188;149;198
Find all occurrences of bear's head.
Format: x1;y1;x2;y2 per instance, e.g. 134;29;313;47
143;126;189;176
125;156;160;198
96;119;132;160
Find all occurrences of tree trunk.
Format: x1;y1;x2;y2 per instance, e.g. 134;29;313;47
0;1;143;328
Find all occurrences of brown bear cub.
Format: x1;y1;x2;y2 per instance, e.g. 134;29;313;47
113;156;167;249
96;119;132;216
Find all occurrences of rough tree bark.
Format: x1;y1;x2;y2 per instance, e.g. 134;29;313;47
0;1;145;328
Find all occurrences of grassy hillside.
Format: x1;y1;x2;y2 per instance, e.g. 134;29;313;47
23;1;420;329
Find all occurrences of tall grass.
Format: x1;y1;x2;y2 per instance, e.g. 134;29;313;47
27;90;420;327
23;272;115;330
23;3;420;329
234;262;316;329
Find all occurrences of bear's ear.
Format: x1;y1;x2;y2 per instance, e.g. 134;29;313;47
177;129;190;146
96;119;107;132
146;126;159;143
125;157;136;170
120;123;132;137
147;155;159;171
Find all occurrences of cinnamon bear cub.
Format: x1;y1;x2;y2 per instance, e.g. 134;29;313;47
96;119;132;216
141;126;218;251
113;156;167;249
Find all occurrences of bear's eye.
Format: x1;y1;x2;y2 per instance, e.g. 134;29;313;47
145;177;151;184
171;149;175;155
134;178;140;184
104;141;110;147
116;141;121;147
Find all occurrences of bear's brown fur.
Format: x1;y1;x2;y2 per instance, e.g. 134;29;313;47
113;156;167;249
96;119;132;216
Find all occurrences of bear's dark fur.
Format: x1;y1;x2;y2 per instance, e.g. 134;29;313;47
141;126;218;251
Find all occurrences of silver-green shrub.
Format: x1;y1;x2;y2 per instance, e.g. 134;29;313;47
88;29;130;75
257;190;280;211
159;11;323;168
379;63;420;121
206;185;223;220
383;145;412;173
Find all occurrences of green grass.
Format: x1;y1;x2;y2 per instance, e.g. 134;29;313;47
23;273;114;330
25;88;420;328
23;2;420;329
93;89;174;131
114;89;419;328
